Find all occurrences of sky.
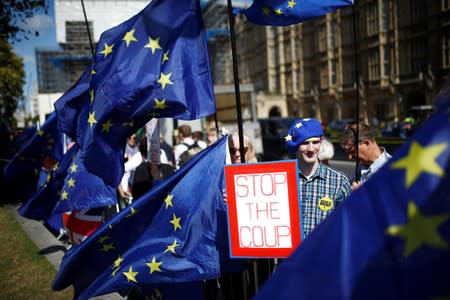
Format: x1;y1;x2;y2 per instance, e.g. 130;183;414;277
12;1;57;114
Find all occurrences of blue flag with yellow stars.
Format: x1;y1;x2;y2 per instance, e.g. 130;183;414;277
252;79;450;299
52;136;241;299
3;111;64;181
53;0;216;188
235;0;353;26
54;67;91;141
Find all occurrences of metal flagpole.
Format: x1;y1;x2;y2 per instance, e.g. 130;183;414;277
80;0;95;60
226;0;246;164
351;3;360;182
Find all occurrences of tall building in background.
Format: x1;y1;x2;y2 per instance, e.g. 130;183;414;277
34;0;148;123
204;0;450;128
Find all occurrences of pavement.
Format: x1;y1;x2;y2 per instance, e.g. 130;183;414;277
11;205;122;299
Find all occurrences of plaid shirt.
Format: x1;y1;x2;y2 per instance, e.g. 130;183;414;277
298;162;351;237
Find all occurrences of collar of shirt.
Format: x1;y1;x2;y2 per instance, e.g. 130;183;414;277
298;162;327;181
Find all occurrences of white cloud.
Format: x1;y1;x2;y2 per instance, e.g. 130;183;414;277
22;14;54;31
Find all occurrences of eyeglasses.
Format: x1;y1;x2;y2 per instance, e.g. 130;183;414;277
229;147;249;155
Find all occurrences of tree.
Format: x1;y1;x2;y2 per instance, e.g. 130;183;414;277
0;38;25;128
0;0;48;43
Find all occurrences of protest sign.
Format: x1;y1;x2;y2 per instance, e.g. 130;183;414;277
225;160;301;258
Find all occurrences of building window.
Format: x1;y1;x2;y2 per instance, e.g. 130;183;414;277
442;0;450;11
318;24;327;52
381;0;389;32
383;46;390;76
443;33;450;68
368;48;380;80
411;0;426;24
320;63;329;89
367;2;378;36
411;39;425;73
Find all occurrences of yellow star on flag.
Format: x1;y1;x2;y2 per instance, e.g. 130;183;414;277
100;242;115;253
112;267;120;276
164;240;180;254
274;8;283;15
284;134;292;142
287;0;296;8
37;130;45;137
114;256;124;268
91;69;96;75
262;7;271;15
162;50;169;64
122;29;138;47
157;72;173;90
146;256;162;274
67;178;76;188
88;111;97;128
99;43;114;58
386;201;450;257
101;119;114;133
122;266;138;283
170;213;182;231
391;141;447;188
154;98;167;110
69;163;78;173
144;36;162;54
295;122;303;128
97;235;109;244
60;190;69;200
164;194;173;209
89;89;94;104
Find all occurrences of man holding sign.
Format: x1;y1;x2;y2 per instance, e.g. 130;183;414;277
285;118;351;237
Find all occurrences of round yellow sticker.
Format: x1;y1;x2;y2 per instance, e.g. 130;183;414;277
318;197;334;211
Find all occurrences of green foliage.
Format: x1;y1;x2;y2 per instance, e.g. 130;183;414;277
0;0;48;42
0;38;25;128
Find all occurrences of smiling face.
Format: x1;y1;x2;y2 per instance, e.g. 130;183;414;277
296;137;322;164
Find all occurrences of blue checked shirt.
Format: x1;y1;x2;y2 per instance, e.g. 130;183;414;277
299;162;351;237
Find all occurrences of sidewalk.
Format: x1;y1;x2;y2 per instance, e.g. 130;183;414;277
12;206;122;299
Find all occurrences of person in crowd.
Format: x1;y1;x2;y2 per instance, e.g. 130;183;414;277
159;135;175;167
132;138;174;199
207;128;219;146
340;123;392;191
228;131;258;164
118;133;142;207
173;125;195;169
192;130;207;149
285;118;351;237
318;137;335;166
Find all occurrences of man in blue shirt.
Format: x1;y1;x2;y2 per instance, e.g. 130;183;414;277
285;118;351;237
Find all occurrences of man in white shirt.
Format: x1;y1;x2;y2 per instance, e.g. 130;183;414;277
174;125;195;169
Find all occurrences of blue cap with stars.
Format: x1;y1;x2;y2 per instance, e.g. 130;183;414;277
284;118;324;154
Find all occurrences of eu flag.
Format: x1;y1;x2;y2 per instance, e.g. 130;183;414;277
3;111;64;182
54;67;90;141
235;0;353;26
253;80;450;299
18;144;80;221
52;137;239;299
54;0;216;188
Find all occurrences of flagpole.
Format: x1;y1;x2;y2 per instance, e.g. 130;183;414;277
351;3;360;182
226;0;246;163
80;0;95;60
